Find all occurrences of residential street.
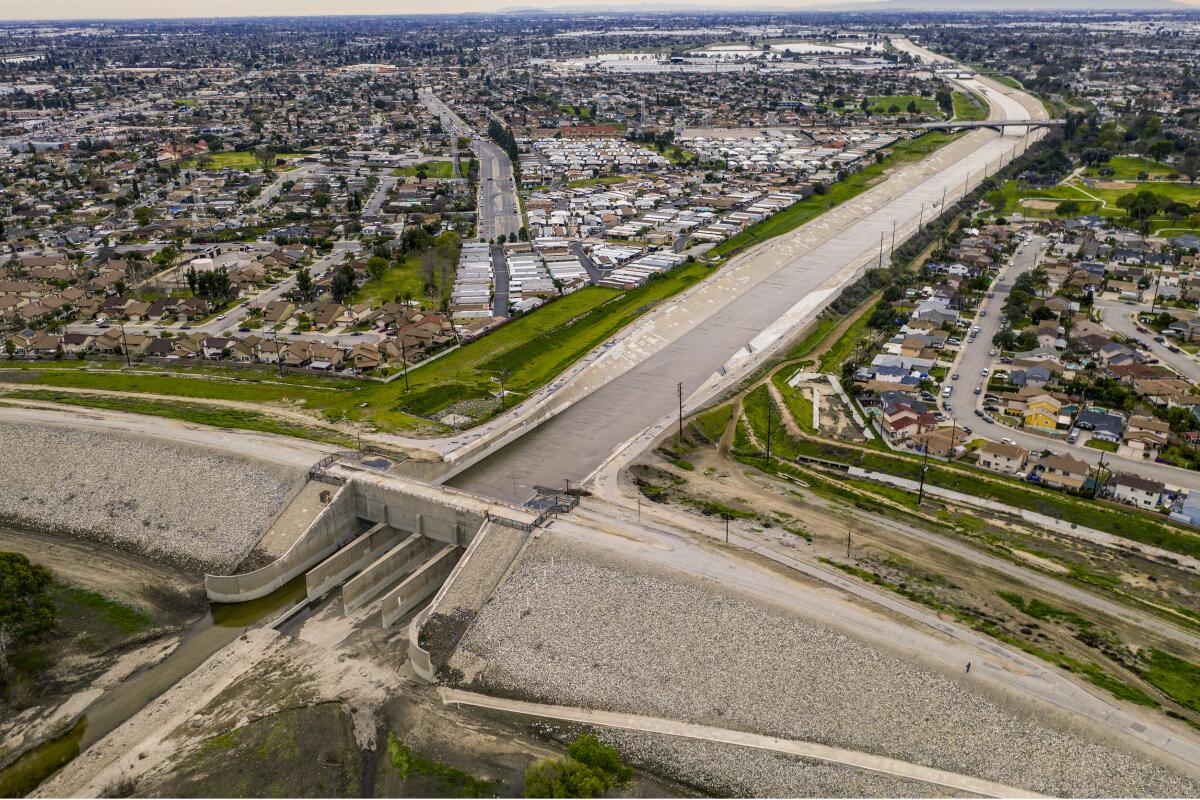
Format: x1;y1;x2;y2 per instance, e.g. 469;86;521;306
943;236;1200;491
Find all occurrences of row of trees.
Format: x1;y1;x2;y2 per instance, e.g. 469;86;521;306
184;264;234;302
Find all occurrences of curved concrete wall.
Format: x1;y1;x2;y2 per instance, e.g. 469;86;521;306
381;545;459;629
304;522;403;602
204;484;360;603
342;534;436;612
406;520;502;681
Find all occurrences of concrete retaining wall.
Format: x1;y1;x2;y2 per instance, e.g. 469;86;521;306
304;522;405;602
382;545;460;628
353;480;485;546
407;520;500;681
342;534;436;612
205;483;361;603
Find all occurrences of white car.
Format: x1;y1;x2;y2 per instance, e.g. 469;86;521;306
981;368;989;377
1002;437;1017;446
989;349;996;356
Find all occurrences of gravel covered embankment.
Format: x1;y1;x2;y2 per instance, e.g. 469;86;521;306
452;536;1200;798
0;421;300;572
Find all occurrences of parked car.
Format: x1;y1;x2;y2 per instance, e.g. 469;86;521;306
1002;437;1016;445
952;372;960;380
981;368;989;377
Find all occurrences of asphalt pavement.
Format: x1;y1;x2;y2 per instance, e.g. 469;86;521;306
490;244;511;317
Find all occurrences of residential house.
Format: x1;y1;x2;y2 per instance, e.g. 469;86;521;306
1108;472;1164;509
1024;394;1063;432
1036;453;1091;491
976;440;1030;475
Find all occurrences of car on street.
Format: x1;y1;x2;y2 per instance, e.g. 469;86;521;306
981;368;989;377
952;373;960;380
974;385;982;394
989;349;996;356
1002;437;1016;446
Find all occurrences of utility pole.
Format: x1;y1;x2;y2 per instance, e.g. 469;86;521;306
765;397;774;465
918;202;924;229
677;381;684;446
120;322;130;368
1091;452;1108;499
917;443;930;506
272;329;283;377
891;219;896;255
1150;275;1160;314
400;338;410;391
941;186;947;209
724;514;730;544
878;230;884;267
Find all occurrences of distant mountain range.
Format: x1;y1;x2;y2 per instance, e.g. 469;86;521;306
501;0;1196;13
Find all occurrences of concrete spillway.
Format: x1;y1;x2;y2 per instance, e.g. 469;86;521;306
449;77;1045;503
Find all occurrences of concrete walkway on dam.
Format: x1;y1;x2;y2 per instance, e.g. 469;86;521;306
438;688;1046;798
449;76;1045;502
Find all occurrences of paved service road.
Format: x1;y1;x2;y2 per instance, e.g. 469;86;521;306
439;688;1043;799
450;67;1047;502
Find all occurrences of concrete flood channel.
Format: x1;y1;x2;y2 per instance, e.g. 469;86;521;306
0;532;308;798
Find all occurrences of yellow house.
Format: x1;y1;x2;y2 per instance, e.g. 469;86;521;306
1023;394;1062;432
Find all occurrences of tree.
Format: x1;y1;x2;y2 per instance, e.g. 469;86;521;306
935;88;953;117
330;263;357;303
1149;139;1174;162
1056;199;1081;216
133;206;152;226
1182;154;1200;185
1;553;56;685
295;266;313;300
366;256;389;283
254;146;277;171
523;735;632;799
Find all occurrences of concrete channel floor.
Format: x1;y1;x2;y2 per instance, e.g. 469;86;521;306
450;80;1043;503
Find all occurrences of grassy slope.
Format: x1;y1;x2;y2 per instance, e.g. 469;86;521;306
13;132;963;430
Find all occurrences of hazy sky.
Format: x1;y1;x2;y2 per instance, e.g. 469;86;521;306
2;0;1198;21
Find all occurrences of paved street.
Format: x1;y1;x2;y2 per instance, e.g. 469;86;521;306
64;240;376;346
490;243;511;317
418;88;522;241
1096;296;1200;384
362;174;398;218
